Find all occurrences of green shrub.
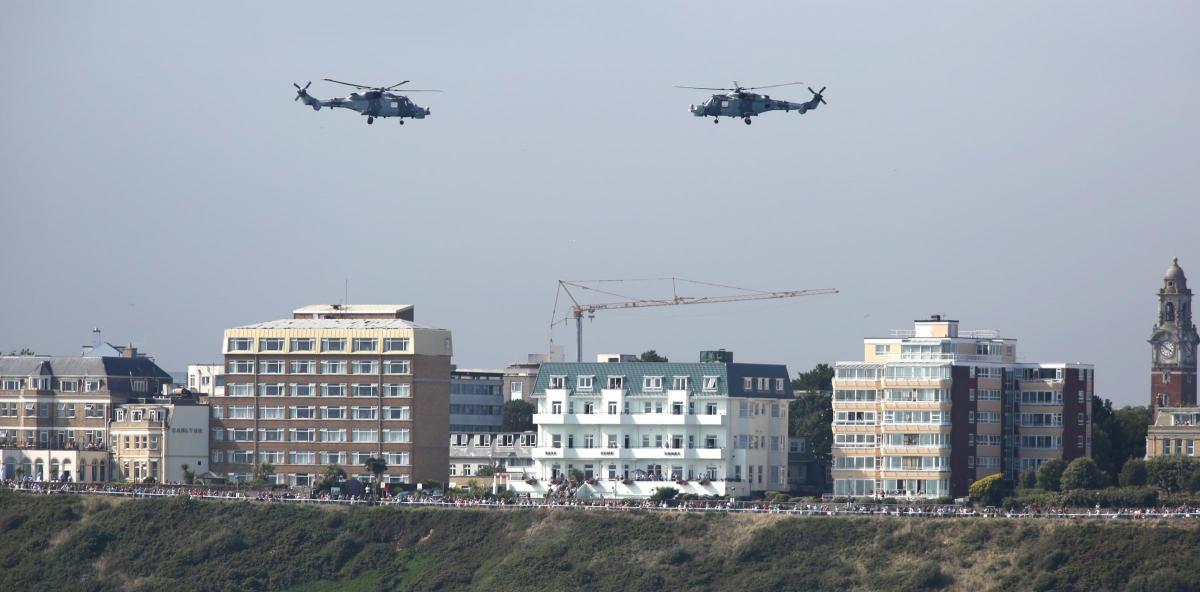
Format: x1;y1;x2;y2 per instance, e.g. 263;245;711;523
969;473;1009;506
1037;459;1066;492
1061;458;1104;491
1146;456;1200;494
1060;487;1158;508
1019;469;1038;489
1119;459;1148;487
650;487;678;502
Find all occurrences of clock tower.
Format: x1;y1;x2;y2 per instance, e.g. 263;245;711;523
1149;258;1199;411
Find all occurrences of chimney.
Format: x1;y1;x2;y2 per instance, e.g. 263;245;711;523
121;344;138;358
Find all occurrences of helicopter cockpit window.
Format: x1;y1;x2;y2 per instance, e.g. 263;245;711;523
721;100;730;108
391;101;399;108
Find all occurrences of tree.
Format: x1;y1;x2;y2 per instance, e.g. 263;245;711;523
250;462;275;486
792;363;834;393
637;350;668;362
363;456;388;483
1060;458;1103;491
789;392;832;464
475;465;496;477
180;463;195;485
6;348;35;356
1119;459;1148;487
969;473;1010;506
650;486;678;502
1018;469;1038;489
317;464;346;491
1146;456;1199;494
502;400;535;432
568;468;585;484
1037;459;1066;491
1089;398;1153;486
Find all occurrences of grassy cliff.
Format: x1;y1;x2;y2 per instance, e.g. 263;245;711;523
2;490;1199;591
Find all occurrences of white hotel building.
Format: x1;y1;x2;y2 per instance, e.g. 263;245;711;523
510;350;792;499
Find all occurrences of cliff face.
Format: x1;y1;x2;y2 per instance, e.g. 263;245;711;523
2;492;1199;592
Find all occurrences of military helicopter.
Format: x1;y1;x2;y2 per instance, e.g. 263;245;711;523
292;79;440;125
676;81;826;124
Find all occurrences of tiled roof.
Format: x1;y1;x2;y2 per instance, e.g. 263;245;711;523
0;356;171;380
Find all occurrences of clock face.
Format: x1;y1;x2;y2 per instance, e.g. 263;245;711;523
1160;342;1177;360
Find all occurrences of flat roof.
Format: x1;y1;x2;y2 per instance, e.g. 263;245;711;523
292;304;413;315
232;319;439;330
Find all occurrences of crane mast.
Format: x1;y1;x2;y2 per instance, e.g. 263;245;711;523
551;278;838;362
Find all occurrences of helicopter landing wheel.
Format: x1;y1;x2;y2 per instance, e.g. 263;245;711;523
713;118;719;124
399;120;405;125
743;117;752;125
367;117;374;125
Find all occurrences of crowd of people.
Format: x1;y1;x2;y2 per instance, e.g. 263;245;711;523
4;479;1200;519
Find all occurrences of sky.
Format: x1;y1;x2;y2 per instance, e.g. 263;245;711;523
1;2;1197;407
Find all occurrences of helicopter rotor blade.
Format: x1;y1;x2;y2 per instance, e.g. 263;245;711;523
744;81;804;90
675;85;735;91
323;78;372;89
399;89;443;93
383;80;410;90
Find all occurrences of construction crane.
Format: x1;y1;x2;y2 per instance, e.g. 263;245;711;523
550;278;838;362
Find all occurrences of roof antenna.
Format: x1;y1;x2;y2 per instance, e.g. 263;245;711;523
344;279;349;305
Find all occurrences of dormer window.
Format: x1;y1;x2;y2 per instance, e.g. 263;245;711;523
743;377;754;391
227;338;252;352
548;376;566;389
703;376;719;391
672;376;690;390
577;376;594;390
607;376;625;390
643;376;663;391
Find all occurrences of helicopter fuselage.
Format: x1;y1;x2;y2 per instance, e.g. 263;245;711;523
299;89;429;120
689;92;818;119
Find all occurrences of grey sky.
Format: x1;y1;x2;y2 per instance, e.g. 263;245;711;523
1;2;1197;407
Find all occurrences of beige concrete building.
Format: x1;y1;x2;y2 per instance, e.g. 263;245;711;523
203;304;452;487
832;316;1093;499
1146;408;1200;458
110;399;209;483
0;349;173;482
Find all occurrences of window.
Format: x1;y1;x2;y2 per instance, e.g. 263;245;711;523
259;383;285;397
744;377;754;391
212;450;224;463
384;429;410;443
548;376;566;389
551;401;562;414
607;376;624;389
386;452;409;466
1078;390;1085;404
259;428;284;441
833;456;875;469
384;360;411;375
703;376;719;391
290;338;315;352
55;403;76;418
383;338;410;352
259;338;284;351
211;406;224;419
875;344;890;355
352;338;378;352
552;434;562;447
835;389;879;402
352;384;378;397
291;428;316;441
229;428;254;441
228;360;254;374
320;384;346;397
644;376;663;391
384;406;410;420
322;406;346;420
289;451;316;465
672;376;690;390
84;380;101;392
259;406;284;420
775;378;785;392
291;383;315;397
607;402;618;415
383;383;410;398
227;338;252;352
739;401;749;417
291;406;316;419
321;429;347;443
320;361;347;375
320;452;346;465
352;360;378;374
353;406;377;420
758;377;770;391
59;380;78;392
968;411;975;424
321;338;346;352
229;406;254;419
1077;412;1085;426
290;360;316;374
577;376;594;390
353;429;378;443
510;382;523;397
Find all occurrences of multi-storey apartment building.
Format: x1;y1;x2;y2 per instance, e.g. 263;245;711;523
205;304;452;487
0;348;173;482
450;369;504;433
447;430;537;488
110;398;209;483
510;350;792;499
831;316;1093;499
187;364;225;397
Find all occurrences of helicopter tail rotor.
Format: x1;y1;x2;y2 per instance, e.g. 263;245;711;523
808;86;827;105
294;82;321;110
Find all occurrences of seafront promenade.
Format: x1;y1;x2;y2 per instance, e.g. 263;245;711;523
5;480;1200;521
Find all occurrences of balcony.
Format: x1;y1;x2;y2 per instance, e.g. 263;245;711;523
531;413;726;427
531;447;727;461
